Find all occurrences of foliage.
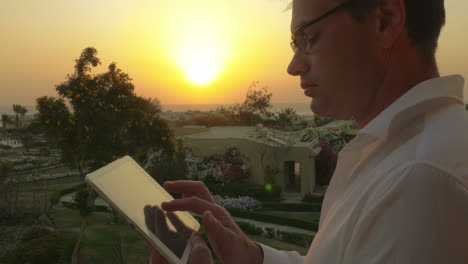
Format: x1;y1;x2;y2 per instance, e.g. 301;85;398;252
312;116;335;127
302;193;325;204
207;182;282;201
273;107;299;129
50;183;87;205
276;230;313;248
34;47;174;177
21;226;54;242
12;104;28;129
72;186;94;216
213;195;261;211
175;111;231;127
237;221;264;235
228;208;319;231
235;220;314;247
1;114;13;129
1;232;64;264
314;140;337;186
185;146;251;184
261;202;321;212
215;81;273;126
265;227;276;238
144;138;188;184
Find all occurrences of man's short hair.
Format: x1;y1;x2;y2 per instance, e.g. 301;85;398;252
289;0;446;65
346;0;445;64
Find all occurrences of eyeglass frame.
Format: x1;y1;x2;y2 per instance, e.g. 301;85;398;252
290;0;355;53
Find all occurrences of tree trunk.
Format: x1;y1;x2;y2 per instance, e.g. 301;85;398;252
71;217;87;264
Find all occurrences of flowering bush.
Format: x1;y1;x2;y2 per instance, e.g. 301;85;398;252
314;140;337;186
213;195;261;211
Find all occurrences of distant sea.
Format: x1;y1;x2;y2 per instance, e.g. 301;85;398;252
0;103;313;116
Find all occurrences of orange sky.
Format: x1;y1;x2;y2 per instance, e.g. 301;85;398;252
1;0;467;106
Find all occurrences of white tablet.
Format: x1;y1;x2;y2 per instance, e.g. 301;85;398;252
85;155;199;264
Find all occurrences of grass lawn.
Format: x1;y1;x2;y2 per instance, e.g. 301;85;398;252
49;207;310;263
50;207;149;264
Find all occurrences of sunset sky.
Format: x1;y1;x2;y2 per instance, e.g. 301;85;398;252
1;0;468;107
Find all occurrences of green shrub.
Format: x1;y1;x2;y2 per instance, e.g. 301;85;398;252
21;226;53;242
62;201;108;212
261;202;321;212
1;232;64;264
207;183;281;201
264;227;276;239
62;201;77;209
236;221;263;236
50;183;87;205
302;193;324;204
228;208;318;231
276;230;314;248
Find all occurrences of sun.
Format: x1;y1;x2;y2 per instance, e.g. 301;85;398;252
171;16;230;86
176;40;224;86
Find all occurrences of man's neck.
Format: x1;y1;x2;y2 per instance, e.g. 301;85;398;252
354;63;440;129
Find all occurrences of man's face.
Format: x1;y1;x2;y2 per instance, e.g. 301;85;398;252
288;0;384;120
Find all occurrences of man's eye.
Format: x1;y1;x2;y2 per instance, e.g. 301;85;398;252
306;35;319;47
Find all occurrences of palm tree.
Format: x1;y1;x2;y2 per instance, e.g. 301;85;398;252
1;114;13;129
12;104;28;128
276;107;298;128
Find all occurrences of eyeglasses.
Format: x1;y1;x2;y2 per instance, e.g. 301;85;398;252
290;0;354;53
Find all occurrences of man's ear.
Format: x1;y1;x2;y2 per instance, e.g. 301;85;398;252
375;0;406;49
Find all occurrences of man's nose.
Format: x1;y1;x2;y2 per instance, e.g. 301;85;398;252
287;52;310;76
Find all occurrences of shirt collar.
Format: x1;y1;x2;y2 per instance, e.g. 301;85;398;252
359;75;465;141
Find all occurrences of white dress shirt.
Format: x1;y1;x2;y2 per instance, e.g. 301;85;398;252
260;75;468;264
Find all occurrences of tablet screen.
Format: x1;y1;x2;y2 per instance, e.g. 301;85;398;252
86;156;199;262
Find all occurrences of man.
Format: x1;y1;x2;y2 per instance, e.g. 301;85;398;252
149;0;468;263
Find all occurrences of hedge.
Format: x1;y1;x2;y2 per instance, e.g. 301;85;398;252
227;208;318;231
276;230;314;248
206;182;282;201
194;215;314;248
260;202;322;212
302;193;325;204
50;183;87;205
61;201;108;212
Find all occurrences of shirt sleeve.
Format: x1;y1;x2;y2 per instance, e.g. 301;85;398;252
258;243;304;264
342;162;468;264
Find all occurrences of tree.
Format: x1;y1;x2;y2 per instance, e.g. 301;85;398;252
1;114;13;129
276;107;298;128
216;81;273;126
35;47;175;176
243;81;272;115
12;104;28;128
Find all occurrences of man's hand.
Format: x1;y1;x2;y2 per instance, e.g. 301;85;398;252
144;205;214;264
161;180;264;264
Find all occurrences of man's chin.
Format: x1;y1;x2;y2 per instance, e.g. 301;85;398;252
310;101;330;118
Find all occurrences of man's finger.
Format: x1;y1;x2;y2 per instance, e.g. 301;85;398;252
202;211;236;257
164;181;215;203
162;197;227;222
188;232;213;264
